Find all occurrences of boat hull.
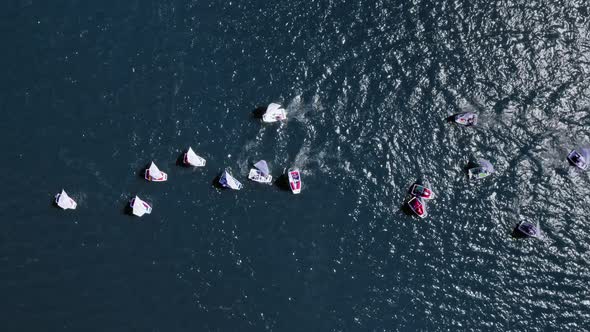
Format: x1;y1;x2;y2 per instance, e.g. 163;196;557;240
567;150;588;170
248;169;272;184
55;193;77;210
219;171;243;190
408;196;427;218
130;198;152;216
468;167;490;179
262;114;286;123
288;170;301;194
453;112;478;126
409;184;434;199
183;153;206;167
516;221;539;238
145;170;168;182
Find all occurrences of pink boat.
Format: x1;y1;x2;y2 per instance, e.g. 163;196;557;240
288;169;301;194
409;183;434;200
408;196;427;218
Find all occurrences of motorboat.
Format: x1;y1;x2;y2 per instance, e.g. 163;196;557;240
516;221;540;239
567;149;589;170
248;160;272;184
184;147;206;167
145;162;168;182
262;103;287;123
288;169;302;194
468;159;494;179
409;182;434;200
55;189;77;210
130;196;152;217
219;170;243;190
453;112;478;126
408;196;427;218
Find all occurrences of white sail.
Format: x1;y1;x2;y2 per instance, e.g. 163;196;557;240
262;103;287;123
267;103;282;114
148;162;162;178
220;170;243;190
478;159;495;173
56;189;77;210
186;147;206;167
131;196;151;217
254;160;270;176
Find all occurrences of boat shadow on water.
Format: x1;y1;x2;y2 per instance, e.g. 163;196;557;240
50;194;59;209
399;199;416;217
122;200;133;216
252;106;267;119
511;224;528;239
211;174;226;189
463;161;479;176
274;173;291;192
463;160;480;179
137;163;151;179
175;152;186;167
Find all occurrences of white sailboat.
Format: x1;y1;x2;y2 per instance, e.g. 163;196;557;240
130;196;152;217
183;147;206;167
468;159;494;180
262;103;287;123
145;161;168;182
248;160;272;184
55;189;77;210
219;170;243;190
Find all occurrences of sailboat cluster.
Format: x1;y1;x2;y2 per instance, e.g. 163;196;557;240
55;106;585;239
402;112;587;239
55;104;303;217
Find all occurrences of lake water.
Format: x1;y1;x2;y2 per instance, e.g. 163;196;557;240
1;0;590;331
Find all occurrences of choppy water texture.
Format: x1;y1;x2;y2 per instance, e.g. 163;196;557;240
1;0;590;331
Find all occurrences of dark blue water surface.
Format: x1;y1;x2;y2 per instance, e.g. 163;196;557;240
2;0;590;331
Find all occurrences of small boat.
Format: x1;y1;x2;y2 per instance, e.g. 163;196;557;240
55;189;77;210
130;196;152;217
219;170;243;190
468;166;491;179
567;149;589;170
288;169;302;194
248;160;272;184
409;182;434;200
516;221;540;238
262;103;287;123
468;159;494;179
183;147;206;167
145;162;168;182
408;196;427;218
453;112;478;126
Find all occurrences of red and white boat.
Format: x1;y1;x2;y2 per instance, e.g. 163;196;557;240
183;147;206;167
145;162;168;182
409;183;434;200
408;196;427;218
288;169;301;194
